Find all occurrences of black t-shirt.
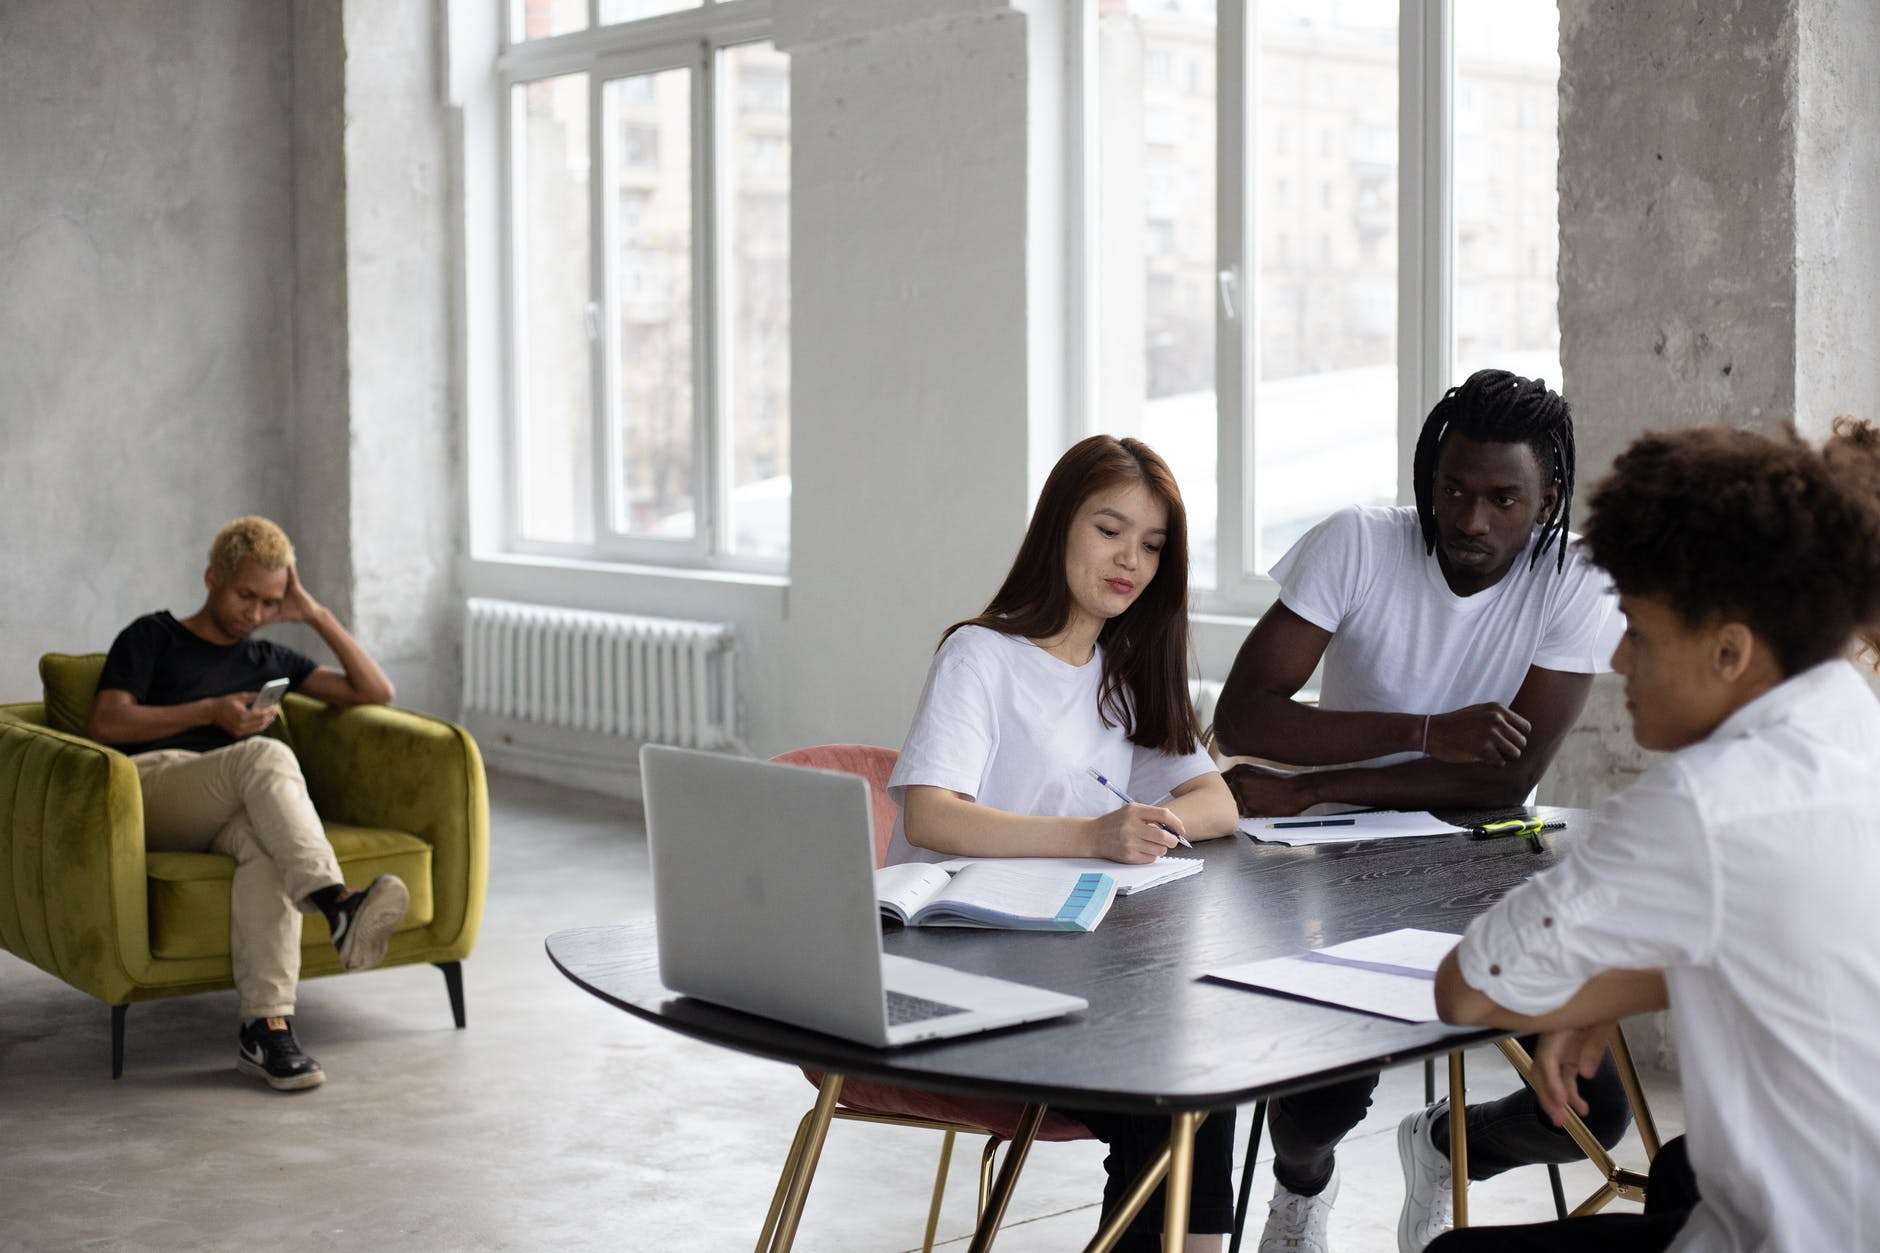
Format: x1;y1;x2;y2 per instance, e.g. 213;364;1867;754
97;611;319;755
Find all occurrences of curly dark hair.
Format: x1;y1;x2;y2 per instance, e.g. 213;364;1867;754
1581;418;1880;676
1413;368;1576;572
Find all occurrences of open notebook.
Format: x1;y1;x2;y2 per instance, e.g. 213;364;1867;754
875;862;1118;931
935;855;1202;895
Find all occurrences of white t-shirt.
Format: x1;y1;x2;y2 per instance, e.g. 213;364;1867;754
885;625;1219;865
1458;660;1880;1253
1268;505;1622;766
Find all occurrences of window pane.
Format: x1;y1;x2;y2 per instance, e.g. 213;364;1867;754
514;73;594;545
720;42;792;561
1097;1;1218;588
512;0;587;42
1255;1;1398;569
599;0;702;24
606;69;694;540
1454;1;1560;390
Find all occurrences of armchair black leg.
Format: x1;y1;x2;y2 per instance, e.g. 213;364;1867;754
435;962;466;1029
111;1004;128;1079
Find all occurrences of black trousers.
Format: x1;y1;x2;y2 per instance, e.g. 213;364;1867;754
1269;1037;1632;1194
1425;1135;1698;1252
1064;1105;1238;1252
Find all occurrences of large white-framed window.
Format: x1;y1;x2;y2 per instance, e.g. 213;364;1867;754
499;0;790;571
1085;0;1559;612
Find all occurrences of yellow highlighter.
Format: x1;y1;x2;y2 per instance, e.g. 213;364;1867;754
1478;817;1558;855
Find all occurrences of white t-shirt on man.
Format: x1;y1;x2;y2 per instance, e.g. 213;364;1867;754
885;625;1219;865
1457;660;1880;1253
1268;505;1622;767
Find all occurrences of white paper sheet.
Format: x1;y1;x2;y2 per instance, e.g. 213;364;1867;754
1238;810;1472;846
1206;927;1464;1022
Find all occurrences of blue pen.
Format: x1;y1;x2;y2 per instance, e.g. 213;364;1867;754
1086;768;1193;848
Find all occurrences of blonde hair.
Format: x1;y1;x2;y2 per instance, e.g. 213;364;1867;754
208;516;296;583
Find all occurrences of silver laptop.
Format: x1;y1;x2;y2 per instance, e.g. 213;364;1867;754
641;745;1088;1047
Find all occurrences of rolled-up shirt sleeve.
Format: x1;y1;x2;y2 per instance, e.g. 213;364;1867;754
1456;764;1719;1016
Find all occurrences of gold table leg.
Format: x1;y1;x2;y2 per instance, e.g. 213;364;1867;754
768;1073;844;1253
1083;1112;1211;1253
922;1129;956;1253
1162;1111;1199;1253
1449;1052;1469;1228
965;1104;1048;1253
1609;1024;1662;1160
755;1111;814;1253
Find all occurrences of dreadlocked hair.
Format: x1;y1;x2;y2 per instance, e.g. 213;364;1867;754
1412;368;1576;572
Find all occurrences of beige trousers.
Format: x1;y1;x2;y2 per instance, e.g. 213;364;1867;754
133;737;344;1019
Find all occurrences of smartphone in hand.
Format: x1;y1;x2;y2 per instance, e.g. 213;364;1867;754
248;677;291;712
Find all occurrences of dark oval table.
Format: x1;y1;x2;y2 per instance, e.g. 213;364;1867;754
547;822;1572;1252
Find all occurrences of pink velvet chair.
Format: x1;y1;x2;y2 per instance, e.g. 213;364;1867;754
762;745;1091;1252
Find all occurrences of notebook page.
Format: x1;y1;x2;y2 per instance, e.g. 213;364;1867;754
935;855;1202;895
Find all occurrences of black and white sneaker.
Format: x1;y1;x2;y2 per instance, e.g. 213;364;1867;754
237;1017;325;1092
330;874;409;971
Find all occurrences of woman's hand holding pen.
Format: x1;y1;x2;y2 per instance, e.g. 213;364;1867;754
1087;805;1183;864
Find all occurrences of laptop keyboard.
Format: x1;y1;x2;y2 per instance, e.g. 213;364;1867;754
886;990;970;1026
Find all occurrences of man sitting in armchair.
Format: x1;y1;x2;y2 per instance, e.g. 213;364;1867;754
86;516;407;1092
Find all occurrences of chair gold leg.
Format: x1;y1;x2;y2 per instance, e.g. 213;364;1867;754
1609;1023;1662;1160
922;1129;956;1253
1496;1038;1617;1177
756;1111;815;1253
1569;1180;1619;1217
1449;1052;1469;1228
768;1073;844;1253
978;1135;1003;1219
965;1104;1048;1253
1162;1111;1200;1253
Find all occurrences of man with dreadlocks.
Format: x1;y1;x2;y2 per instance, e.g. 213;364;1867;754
1212;369;1627;1253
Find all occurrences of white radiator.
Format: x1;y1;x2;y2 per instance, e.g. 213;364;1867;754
463;598;738;751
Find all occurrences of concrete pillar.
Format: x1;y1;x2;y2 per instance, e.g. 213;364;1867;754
0;1;296;691
773;0;1039;749
292;0;458;715
1547;0;1880;809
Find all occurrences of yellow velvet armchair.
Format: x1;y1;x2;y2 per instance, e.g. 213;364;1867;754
0;654;489;1077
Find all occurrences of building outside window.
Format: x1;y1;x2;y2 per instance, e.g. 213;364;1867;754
1093;0;1560;597
502;0;792;569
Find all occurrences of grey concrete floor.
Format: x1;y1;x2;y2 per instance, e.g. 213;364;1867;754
0;772;1682;1251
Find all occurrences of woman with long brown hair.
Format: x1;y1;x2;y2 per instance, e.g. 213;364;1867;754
887;433;1238;1251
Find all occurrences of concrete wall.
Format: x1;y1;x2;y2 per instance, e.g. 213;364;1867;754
776;0;1038;752
0;1;296;692
336;0;459;715
1795;0;1880;437
1549;0;1880;810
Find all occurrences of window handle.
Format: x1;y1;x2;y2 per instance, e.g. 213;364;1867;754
1217;267;1240;321
583;301;601;341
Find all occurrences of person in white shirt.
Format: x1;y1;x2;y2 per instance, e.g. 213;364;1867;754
1213;370;1628;1252
1430;418;1880;1253
892;433;1239;1252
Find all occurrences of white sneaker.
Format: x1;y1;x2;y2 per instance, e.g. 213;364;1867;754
1396;1102;1454;1252
1258;1165;1338;1253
